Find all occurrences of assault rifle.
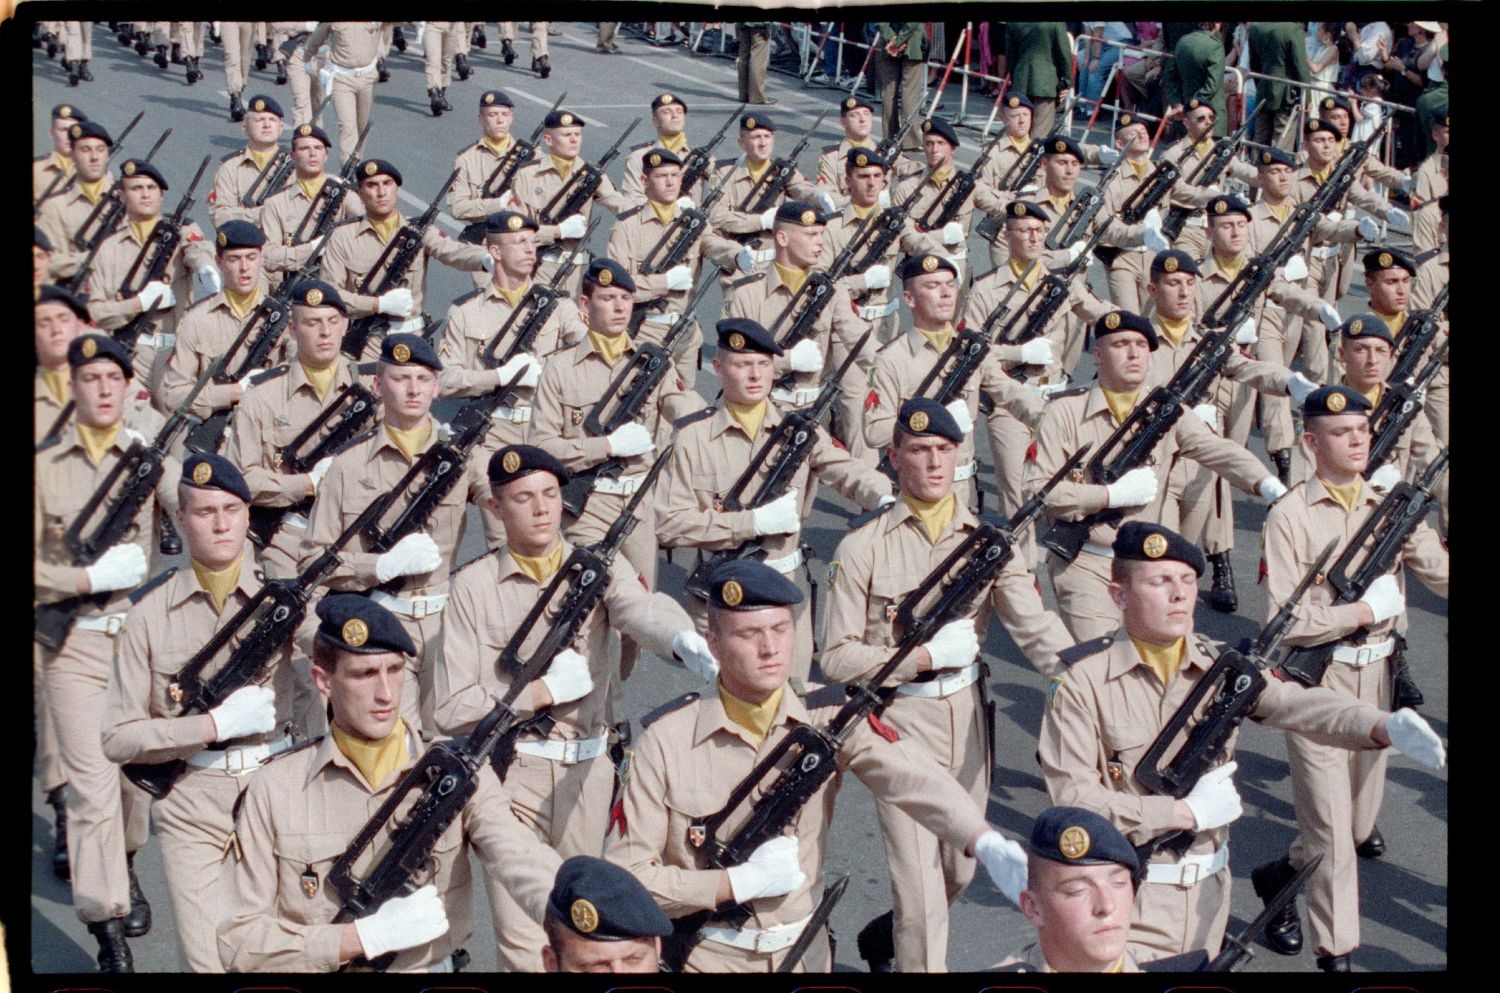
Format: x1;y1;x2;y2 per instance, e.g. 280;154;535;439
60;230;106;295
991;226;1109;371
289;118;374;247
35;111;144;216
873;106;922;166
843;178;927;277
1045;146;1125;249
241;97;331;208
766;203;876;354
457;92;567;243
481;221;596;366
1388;284;1448;385
738;109;828;214
998;138;1044;192
641;174;728;275
71;125;170;252
916;129;1006;232
1160;102;1265;241
1365;340;1448;476
113;154;210;352
538;117;641;224
1118;138;1198;225
679;104;742;197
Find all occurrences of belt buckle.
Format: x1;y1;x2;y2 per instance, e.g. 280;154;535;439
1355;646;1373;666
561;739;583;764
411;598;429;619
105;615;125;636
1179;861;1200;889
225;748;256;776
752;929;773;954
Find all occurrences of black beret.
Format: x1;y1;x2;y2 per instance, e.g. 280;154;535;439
706;559;804;610
37;283;90;318
1255;146;1295;168
1338;313;1395;347
1363;247;1416;276
479;89;514;108
1432;106;1449;128
641;147;683;171
245;94;285;118
544;109;585;128
486;210;540;235
315;594;416;656
1115;112;1147;132
840;94;875;114
214;220;267;251
68;120;113;146
1042;134;1084;159
1001;92;1035;111
119;158;168;190
1206;195;1251;220
651;92;686;112
52;103;87;122
489;444;569;488
380;333;442;371
1030;805;1140;877
357;159;403;185
548;856;673;941
774;201;826;227
897;253;959;280
1186;98;1210;113
1150;249;1200;278
845;147;888;171
1318;94;1352;115
716;317;782;356
67;333;133;377
584;258;637;293
181;452;251;503
290;122;332;148
1304;117;1336;136
740;112;775;132
1113;521;1205;575
289;279;348;313
34;227;54;252
920;117;960;147
1303;384;1372;420
896;397;964;442
1004;200;1051;223
1092;310;1159;351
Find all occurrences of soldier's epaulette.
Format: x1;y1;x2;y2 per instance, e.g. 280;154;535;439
450;286;485;308
1139;950;1209;972
803;682;846;709
334;215;363;229
1057;634;1114;668
629;140;654;153
729;271;766;290
1414;247;1442;267
617;204;645;222
673;406;716;430
847;500;896;530
714;156;738;170
874;335;903;354
35;433;64;454
248;735;324;780
128;566;179;605
184;293;219;313
641;692;699;730
821;143;842;156
247;363;291;389
219;149;244;164
354;361;380;376
452;545;504;576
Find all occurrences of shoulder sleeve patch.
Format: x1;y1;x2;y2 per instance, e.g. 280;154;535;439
128;566;179;605
1058;634;1114;668
673;406;717;430
641;691;700;730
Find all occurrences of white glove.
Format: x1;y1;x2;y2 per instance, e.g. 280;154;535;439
877;188;892;209
758;207;779;231
672;630;719;681
944;399;974;437
557;214;588;240
354;885;450;960
974;830;1028;906
1233;318;1258;345
815;191;838;216
922;618;979;671
489;189;515;208
236;372;258;397
788;338;822;373
1385;207;1410;230
941;221;964;246
1143;226;1170;254
1324;210;1343;224
1105;466;1158;508
606;421;655;458
317;67;332;95
307;455;334;492
1018;338;1054;366
1142;206;1162;232
1200;184;1227;198
1385;708;1445;769
862;263;891;290
1358;573;1404;624
298;234;327;258
751;490;801;537
726;835;805;903
539;648;594;706
84;543;148;593
1192;402;1219;430
736;246;774;272
1097;145;1122;166
1065;239;1089;264
675;196;696;212
1287;372;1319;406
192;265;224;301
1257;476;1288;504
137;282;176;312
377;287;415;318
1281;253;1309;282
664;265;694;292
1318;303;1343;331
1183;761;1243;830
207;684;278;742
480;252;495;273
1356;216;1380;241
1368;462;1402;494
877;494;897;507
374;532;443;583
496;352;542;389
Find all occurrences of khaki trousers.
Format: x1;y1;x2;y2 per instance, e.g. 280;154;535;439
34;643;66;792
221;21;256;95
872;50;924;152
330;66;377;165
152;766;244;971
63;21;92;61
1128;869;1232;961
423;22;457;90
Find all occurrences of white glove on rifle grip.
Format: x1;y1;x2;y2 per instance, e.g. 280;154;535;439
539;648;594;706
674;196;695;212
1318;303;1342;331
1105;467;1158;509
84;543;149;593
923;618;979;671
1281;254;1309;282
308;456;334;492
975;831;1028;906
941;221;965;246
877;189;892;209
815;191;838;216
788;338;822;373
137;281;176;312
758;207;779;231
1233;319;1258;345
496;352;542;389
664;265;695;292
208;684;278;742
1018;338;1054;366
1192;403;1219;430
1368;462;1402;494
1183;760;1243;830
354;884;451;960
944;399;974;437
557;214;588;240
672;630;719;681
1386;708;1445;769
727;835;805;903
862;264;891;290
377;287;415;318
751;490;801;537
606;421;654;458
1356;216;1380;241
374;532;443;583
1097;145;1122;166
192;266;224;301
1358;573;1404;624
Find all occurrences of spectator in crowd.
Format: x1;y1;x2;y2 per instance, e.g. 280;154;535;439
1080;22;1133;113
1165;21;1228;137
1004;21;1072;136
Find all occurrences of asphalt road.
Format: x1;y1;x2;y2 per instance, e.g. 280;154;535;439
30;20;1447;976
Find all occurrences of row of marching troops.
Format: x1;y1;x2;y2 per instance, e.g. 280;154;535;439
32;62;1448;975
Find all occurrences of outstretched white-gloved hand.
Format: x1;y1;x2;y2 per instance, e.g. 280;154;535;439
137;281;177;313
877;189;892;209
788;338;822;373
727;835;805;903
815;191;838;216
758;207;779;231
557;214;588;240
377;287;415;318
84;543;149;593
664;265;695;292
1287;372;1319;406
1281;254;1309;282
1318;303;1343;331
208;684;278;742
941;221;965;246
1385;207;1410;230
1192;403;1219;430
192;265;224;301
1257;477;1288;504
1106;467;1158;508
1357;216;1380;241
672;630;719;681
540;649;593;705
923;618;979;671
1141;208;1169;253
862;263;891;290
1368;462;1402;494
606;421;655;458
496;352;542;389
308;456;334;492
1097;145;1122;166
1183;761;1243;830
1233;319;1258;345
751;490;801;536
975;830;1028;905
944;399;974;437
354;885;450;960
1358;573;1404;624
1019;338;1054;366
374;532;442;583
1385;708;1445;768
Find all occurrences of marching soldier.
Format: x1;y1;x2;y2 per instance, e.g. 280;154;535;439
259;122;365;282
34;103;85;202
1411;198;1449;446
36;118;115;285
270;22;326;127
1157;99;1260;261
1087;114;1172;313
1411;110;1448;255
216;595;563;972
448;90;524;242
62;22;95;86
619;92;695;207
1352;247;1418;358
891;118;978;283
422;21;466;117
221;21;258;122
1298;119;1406;306
1306;94;1411;193
815;94;923;203
498;21;552;78
304;22;383;163
209;94;287;228
543;856;672;973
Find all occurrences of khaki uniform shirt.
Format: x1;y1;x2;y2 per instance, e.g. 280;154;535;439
320;213;489;319
439;282;586;421
606;201;740;324
1147;316;1295;394
1295;166;1389;232
893;165;979;240
211;147;283;228
35;153;71;203
815;139;924;201
259;177;365;277
449;136;523;227
1246;197;1353;256
1411;250;1448;369
37;176;116;282
973;136;1110;220
707;157;819;243
305;21;384;69
159;282;281;417
961;252;1113;383
725;264;864;405
33;371;165;446
991;941;1143;973
510;155;634;247
821;201;938;312
1411;153;1447;255
217;730;559;972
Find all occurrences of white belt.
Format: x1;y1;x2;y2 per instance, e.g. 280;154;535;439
542;246;590;266
771;386;821;406
1082;541;1115;558
142;332;176;350
763;548;804;574
73;611;128;635
491;405;532;423
896;660;981;697
1036;379;1074;397
185;733;295;775
641;311;682;328
1184;215;1207;229
387;317;425;335
953;458;978;482
1332;636;1395;667
699;913;813;954
592;472;648;495
370;589;449;619
282;511;310;531
513;731;608;765
1310;245;1341;260
857;299;901;320
329;58;378;77
1143;844;1230;888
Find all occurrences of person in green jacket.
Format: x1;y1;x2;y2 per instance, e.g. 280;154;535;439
1415;46;1449;157
1248;22;1312;149
1165;22;1228;138
1004;22;1072;137
873;22;928;152
737;22;773;105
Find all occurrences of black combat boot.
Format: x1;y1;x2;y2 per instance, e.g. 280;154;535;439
472;24;488;48
170;41;183;65
79;60;94;82
535;55;551;79
229;91;246;122
133;32;150;57
66;60;80;87
45;32;60;58
428;88;445;117
274;59;287;85
254;42;270;71
1356;825;1386;859
1391;635;1424;710
117;25;134;46
186;56;202;84
392;26;407;52
208;25;222;46
454;52;472;80
439;88;453;111
47;787;69;880
158;507;182;556
153;45;169;69
501;38;516;64
855;910;895;972
88;918;133;972
123;855;152;937
376;57;390;83
1271;448;1292;487
1207;551;1238;613
1251;856;1303;955
1317;953;1351;972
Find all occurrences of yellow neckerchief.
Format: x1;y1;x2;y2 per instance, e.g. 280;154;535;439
648;198;677;226
385;421;432;463
481;133;513;157
1309;163;1333;186
774;262;808;296
1213;253;1244;281
549;154;575;180
746;158;770;184
511;539;564;584
1335;138;1348;155
191;555;243;613
332;717;409;791
77;421;121;466
297;174;326;201
1375;309;1406;337
851;201;876;220
903;492;956;544
1009;257;1040;291
1192;136;1214;158
1048;191;1073;216
491;281;530;309
1359;383;1383;407
588;328;630;367
1157;314;1191;348
725;398;768;440
1043;953;1127;974
929;164;955;187
53;151;74;175
659;132;689;155
847;136;874;150
248;147;276;172
1101;387;1139;425
1131;635;1186;686
367;213;402;245
1128;157;1151;180
1266;199;1291;222
718;679;784;746
77;176;108;205
917;322;955;353
1007;134;1031;153
223;285;263;320
128;216;160;245
1319;476;1363;512
43;368;69;405
300;360;337;401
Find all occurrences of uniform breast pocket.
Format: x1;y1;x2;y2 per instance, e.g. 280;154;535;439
148;646;195;711
560;402;588;437
273;831;350;911
1100;721;1155;785
664;787;722;855
870;572;925;646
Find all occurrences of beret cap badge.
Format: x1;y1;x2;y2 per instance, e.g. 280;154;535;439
746;117;757;130
721;580;744;607
1143;533;1168;558
728;332;746;350
1059;826;1091;859
70;124;83;139
342;618;369;648
1378;251;1393;268
855;152;868;167
909;410;930;432
81;338;98;358
364;161;379;176
570;899;599;934
306;287;324;306
217;232;228;247
484;92;496;105
597;268;613;286
253;99;265;112
392;342;412;363
1326;392;1347;413
1012;203;1027;217
1348;318;1363;336
1054;139;1067;152
1105;312;1121;330
661;94;674;104
123;161;136;176
1214;200;1227;214
649;152;661;166
560;113;575;126
298;124;313;136
507;214;524;231
1163;256;1179;273
1007;95;1020;108
921;255;938;273
801;209;816;225
192;462;213;485
502;450;521;474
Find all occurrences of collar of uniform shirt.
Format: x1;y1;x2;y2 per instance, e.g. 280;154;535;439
587;326;630;367
718;679;784;745
1309;164;1333;186
917;322;954;353
385;420;432;462
658;132;689;155
1128;157;1151;180
190;554;244;613
1009;257;1040;290
1358;382;1383;407
1040;952;1127;974
1212;253;1244;281
76;176;107;205
42;367;69;405
549;153;576;180
902;491;956;543
647;199;677;226
248;147;276;172
367;212;402;245
299;359;337;401
1007;134;1031;153
851;201;876;220
1156;314;1191;347
928;163;955;187
511;539;563;584
1266;199;1291;222
1317;475;1364;512
128;216;160;244
297;174;326;201
1048;191;1072;215
490;281;530;309
331;717;410;791
224;284;263;320
76;420;122;466
773;262;808;296
481;133;513;157
1130;635;1186;686
1101;386;1139;426
846;136;874;150
724;398;768;440
53;151;74;175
